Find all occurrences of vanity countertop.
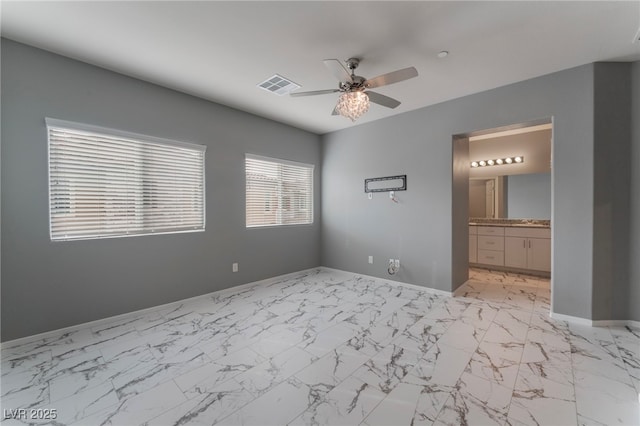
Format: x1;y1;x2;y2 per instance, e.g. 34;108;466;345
469;218;550;229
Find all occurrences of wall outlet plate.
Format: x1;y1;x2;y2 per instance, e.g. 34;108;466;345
368;256;373;264
232;262;238;272
394;259;400;268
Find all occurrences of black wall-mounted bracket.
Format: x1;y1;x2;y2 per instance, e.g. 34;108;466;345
364;175;407;193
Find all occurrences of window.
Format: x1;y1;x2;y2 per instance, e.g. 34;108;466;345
245;154;313;227
47;118;206;241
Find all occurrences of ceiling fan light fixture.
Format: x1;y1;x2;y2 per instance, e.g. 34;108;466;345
336;91;370;122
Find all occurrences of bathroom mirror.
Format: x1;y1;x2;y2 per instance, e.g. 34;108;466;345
469;172;550;219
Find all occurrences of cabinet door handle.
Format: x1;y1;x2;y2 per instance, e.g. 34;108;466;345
528;240;531;248
523;240;526;248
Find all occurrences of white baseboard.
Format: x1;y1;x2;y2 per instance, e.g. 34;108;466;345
591;319;640;328
549;312;593;326
550;312;640;329
319;267;453;297
1;267;323;349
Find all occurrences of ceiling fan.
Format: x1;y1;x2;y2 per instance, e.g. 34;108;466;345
290;58;419;121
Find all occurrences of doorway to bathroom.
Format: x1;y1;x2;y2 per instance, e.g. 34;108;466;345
452;119;554;310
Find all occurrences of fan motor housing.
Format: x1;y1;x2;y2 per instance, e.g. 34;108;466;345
340;75;366;92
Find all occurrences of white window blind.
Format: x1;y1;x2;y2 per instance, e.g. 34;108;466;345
47;118;206;241
246;154;313;227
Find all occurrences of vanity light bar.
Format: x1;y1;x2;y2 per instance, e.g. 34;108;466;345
471;156;523;168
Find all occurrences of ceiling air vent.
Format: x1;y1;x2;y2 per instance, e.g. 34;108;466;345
257;74;300;96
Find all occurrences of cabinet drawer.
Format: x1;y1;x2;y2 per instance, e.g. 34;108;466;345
478;235;504;251
477;226;504;236
477;250;504;266
504;227;551;239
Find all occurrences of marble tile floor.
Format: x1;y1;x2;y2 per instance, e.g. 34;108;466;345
1;268;639;425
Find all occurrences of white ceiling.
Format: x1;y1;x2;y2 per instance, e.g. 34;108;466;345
2;1;639;135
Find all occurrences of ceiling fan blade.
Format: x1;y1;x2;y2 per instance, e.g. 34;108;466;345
366;91;401;109
290;89;340;97
323;59;353;84
365;67;418;89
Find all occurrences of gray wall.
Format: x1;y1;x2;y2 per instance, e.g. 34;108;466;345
1;39;322;341
630;62;640;321
507;173;551;219
592;63;631;321
322;64;596;319
452;137;470;289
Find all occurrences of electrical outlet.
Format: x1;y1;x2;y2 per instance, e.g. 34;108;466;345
368;256;373;264
368;192;373;200
394;259;400;268
232;262;238;273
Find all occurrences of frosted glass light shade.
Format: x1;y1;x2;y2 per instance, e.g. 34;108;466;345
336;92;370;121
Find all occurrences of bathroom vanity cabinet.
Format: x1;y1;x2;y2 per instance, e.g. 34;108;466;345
469;222;551;274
